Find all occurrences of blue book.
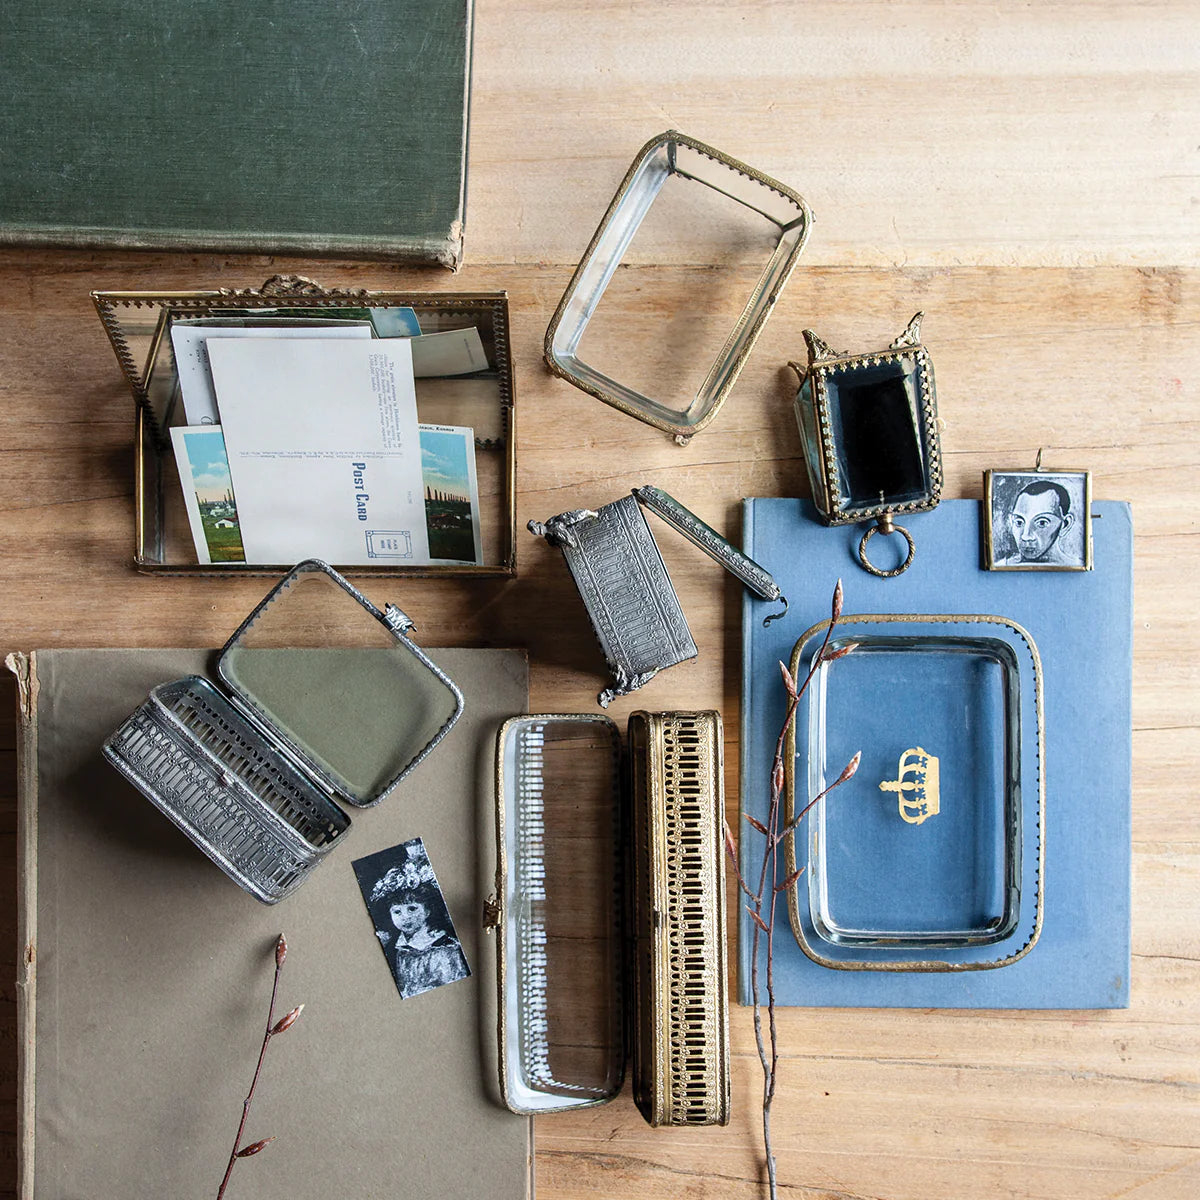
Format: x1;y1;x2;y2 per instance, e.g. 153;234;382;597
739;499;1132;1008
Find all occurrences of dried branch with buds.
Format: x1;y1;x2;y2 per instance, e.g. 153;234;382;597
726;581;861;1200
216;934;304;1200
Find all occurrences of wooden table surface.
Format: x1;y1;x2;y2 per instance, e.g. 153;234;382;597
2;3;1197;1197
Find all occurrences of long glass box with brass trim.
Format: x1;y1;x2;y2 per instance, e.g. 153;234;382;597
490;711;730;1127
103;561;464;903
93;275;517;577
784;614;1044;972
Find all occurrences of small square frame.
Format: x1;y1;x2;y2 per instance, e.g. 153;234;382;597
983;468;1093;571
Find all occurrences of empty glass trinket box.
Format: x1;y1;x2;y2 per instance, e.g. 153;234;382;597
103;560;463;903
783;614;1044;971
488;710;729;1126
790;314;942;577
544;129;812;444
530;484;786;706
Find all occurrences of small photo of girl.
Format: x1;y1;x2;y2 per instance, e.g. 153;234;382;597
352;838;470;1000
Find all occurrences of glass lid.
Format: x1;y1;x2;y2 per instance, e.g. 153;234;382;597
218;561;463;806
496;715;625;1114
785;614;1044;971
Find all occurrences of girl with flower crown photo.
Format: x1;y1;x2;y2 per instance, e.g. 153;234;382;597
353;838;470;1000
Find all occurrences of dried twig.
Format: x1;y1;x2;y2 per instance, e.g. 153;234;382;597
216;934;304;1200
727;582;860;1199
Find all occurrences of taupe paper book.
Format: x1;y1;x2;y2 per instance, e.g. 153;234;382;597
7;648;530;1200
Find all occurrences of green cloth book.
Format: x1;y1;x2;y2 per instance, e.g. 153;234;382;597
0;1;474;266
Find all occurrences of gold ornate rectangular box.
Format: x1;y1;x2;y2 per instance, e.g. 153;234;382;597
93;274;516;578
490;710;729;1127
628;710;730;1126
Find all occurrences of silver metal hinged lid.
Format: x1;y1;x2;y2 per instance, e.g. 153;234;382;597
216;560;464;807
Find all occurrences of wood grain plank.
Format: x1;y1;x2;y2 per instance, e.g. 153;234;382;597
467;1;1200;268
0;6;1197;1188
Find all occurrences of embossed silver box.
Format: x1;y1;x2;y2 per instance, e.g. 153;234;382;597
102;560;463;903
529;485;785;706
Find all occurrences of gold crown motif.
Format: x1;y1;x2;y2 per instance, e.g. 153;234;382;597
878;747;940;825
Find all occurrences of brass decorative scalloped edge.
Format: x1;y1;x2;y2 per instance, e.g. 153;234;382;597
781;612;1045;973
807;344;942;523
543;130;812;443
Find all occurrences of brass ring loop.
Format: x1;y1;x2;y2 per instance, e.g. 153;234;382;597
858;523;915;578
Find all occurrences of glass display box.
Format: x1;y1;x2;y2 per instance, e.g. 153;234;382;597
489;710;729;1126
544;130;812;444
93;274;517;577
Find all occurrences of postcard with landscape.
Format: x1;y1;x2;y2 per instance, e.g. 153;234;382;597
170;424;245;564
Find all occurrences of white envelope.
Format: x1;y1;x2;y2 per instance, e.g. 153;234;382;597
171;320;373;425
208;338;430;565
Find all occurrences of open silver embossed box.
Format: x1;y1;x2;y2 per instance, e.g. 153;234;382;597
103;560;463;903
488;710;729;1127
530;485;786;706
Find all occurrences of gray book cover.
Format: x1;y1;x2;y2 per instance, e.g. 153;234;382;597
0;2;473;266
8;646;530;1199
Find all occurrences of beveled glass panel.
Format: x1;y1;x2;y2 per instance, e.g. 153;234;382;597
786;614;1044;971
808;634;1019;946
499;716;624;1114
827;358;931;514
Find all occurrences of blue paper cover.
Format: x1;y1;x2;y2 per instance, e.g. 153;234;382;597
739;499;1132;1008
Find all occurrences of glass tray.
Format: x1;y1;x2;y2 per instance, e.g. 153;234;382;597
784;614;1044;971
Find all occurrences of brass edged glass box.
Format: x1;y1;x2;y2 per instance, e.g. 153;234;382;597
544;130;812;444
92;275;517;577
103;561;464;903
783;614;1044;972
790;314;942;576
490;710;730;1126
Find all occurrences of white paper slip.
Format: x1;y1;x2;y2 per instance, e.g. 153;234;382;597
208;338;430;565
410;327;489;377
171;320;373;425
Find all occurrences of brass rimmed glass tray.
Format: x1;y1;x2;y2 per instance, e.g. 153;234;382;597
784;614;1044;971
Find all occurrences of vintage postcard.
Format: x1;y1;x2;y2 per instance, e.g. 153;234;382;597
170;318;373;426
209;305;423;338
410;327;489;377
352;838;470;1001
207;337;429;565
419;424;483;565
169;424;245;564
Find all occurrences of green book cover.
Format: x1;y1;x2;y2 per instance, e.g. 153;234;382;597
0;1;473;265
